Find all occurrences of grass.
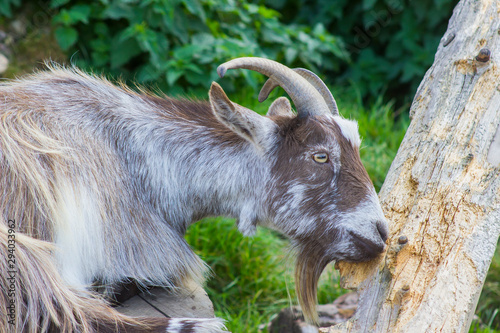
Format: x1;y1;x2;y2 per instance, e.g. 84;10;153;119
185;217;345;332
473;244;500;332
186;218;296;332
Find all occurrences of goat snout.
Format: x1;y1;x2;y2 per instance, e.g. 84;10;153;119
376;219;389;243
348;221;388;261
351;232;385;254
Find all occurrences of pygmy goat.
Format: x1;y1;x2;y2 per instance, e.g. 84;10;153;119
0;57;388;332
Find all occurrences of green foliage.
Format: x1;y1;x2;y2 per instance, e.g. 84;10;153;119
268;0;458;102
0;0;20;17
470;319;500;333
49;0;346;97
47;0;458;103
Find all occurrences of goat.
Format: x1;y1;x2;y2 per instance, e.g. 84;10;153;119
0;57;388;331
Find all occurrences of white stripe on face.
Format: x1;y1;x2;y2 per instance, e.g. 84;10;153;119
333;116;361;148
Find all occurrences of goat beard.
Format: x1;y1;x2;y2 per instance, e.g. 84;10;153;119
295;245;331;325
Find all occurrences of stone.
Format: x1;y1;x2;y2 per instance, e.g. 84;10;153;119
266;292;359;333
116;282;215;319
0;53;8;74
9;20;26;38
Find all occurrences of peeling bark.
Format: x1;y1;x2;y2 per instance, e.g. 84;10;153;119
326;0;500;332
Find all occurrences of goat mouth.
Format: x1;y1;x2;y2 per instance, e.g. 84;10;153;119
349;232;386;261
293;231;387;325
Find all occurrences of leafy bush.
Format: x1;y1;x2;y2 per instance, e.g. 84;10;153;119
12;0;459;102
268;0;458;102
0;0;20;17
49;0;346;97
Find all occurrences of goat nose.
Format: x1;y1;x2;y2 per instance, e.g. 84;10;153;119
376;220;389;243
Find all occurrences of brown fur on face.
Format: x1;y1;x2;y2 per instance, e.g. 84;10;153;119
268;115;373;235
267;115;381;324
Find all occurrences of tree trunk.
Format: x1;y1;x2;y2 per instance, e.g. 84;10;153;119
327;0;500;332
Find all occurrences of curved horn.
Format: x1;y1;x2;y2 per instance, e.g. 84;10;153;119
258;78;278;103
259;68;339;116
217;57;330;118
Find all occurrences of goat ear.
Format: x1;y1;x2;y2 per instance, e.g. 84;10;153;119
267;97;294;117
209;82;276;149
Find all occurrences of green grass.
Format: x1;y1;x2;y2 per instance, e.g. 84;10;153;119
185;218;345;332
185;218;293;332
473;244;500;332
470;318;500;333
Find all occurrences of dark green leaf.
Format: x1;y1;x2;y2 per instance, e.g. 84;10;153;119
50;0;71;8
362;0;377;10
54;26;78;50
166;67;185;86
91;51;109;67
68;4;91;24
111;37;142;68
183;0;206;22
102;2;134;20
0;0;15;17
136;63;162;82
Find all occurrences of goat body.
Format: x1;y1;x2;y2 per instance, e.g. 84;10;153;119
0;220;224;332
0;58;388;330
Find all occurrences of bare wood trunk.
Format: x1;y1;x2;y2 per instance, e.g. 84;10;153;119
327;0;500;332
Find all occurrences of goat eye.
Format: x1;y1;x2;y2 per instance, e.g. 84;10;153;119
312;153;329;163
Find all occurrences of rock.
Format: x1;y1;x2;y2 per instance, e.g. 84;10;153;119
115;281;215;319
0;53;9;74
0;30;7;43
10;20;27;38
0;29;13;57
330;292;358;320
268;308;304;333
266;292;359;333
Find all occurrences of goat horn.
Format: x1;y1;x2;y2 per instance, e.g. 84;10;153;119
217;57;331;118
258;68;339;116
